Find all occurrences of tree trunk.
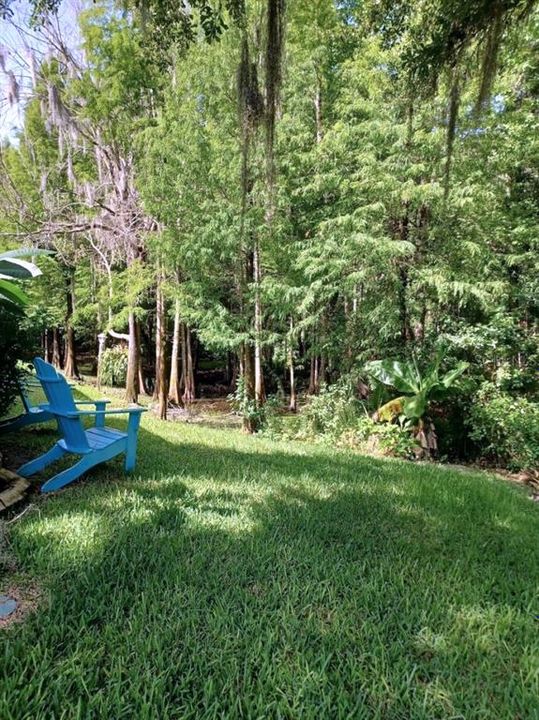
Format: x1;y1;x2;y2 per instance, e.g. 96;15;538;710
229;354;239;392
107;271;113;326
288;318;297;412
136;320;147;395
253;240;266;405
180;322;187;396
43;330;49;362
397;205;413;347
242;341;256;433
63;270;79;379
314;78;323;144
125;310;139;403
155;274;168;420
319;354;327;386
64;326;78;378
444;65;461;200
168;300;183;405
288;348;297;413
93;266;102;333
309;354;320;395
398;265;412;347
225;351;234;387
52;328;61;369
182;326;196;405
96;332;107;392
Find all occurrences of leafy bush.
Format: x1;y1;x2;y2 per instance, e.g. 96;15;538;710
0;306;25;417
468;383;539;470
443;315;539;396
0;250;46;417
294;380;363;439
267;379;419;460
100;347;129;387
339;417;419;459
228;377;281;432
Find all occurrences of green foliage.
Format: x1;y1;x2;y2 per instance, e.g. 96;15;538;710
0;250;48;415
100;347;129;388
270;379;418;460
228;377;280;431
0;249;44;308
2;0;539;470
468;382;539;471
341;417;419;459
444;315;539;395
0;306;25;417
366;356;469;421
228;376;259;425
293;380;362;439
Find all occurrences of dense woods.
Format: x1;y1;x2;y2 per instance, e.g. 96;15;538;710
1;0;538;468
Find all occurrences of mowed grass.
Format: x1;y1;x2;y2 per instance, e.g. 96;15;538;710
1;386;538;719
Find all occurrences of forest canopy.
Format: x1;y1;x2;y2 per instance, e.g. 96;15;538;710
0;0;538;469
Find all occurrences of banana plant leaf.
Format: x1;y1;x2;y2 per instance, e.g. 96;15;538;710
0;279;29;307
440;361;469;387
0;257;43;280
367;355;469;422
377;396;405;421
0;248;51;259
364;359;420;394
403;391;428;420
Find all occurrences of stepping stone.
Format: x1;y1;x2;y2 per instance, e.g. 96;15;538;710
0;468;30;511
0;595;17;619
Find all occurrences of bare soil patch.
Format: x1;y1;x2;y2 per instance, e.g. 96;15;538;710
0;580;42;630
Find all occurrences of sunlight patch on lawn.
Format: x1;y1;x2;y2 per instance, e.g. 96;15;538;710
18;511;110;560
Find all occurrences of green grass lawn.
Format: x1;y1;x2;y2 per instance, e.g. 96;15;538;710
1;385;538;719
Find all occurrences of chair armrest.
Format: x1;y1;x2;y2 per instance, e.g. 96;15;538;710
74;399;111;428
64;407;146;418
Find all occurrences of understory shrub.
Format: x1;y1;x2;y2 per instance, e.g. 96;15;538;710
229;378;282;431
468;382;539;471
339;417;419;459
100;347;128;387
264;380;419;459
0;306;25;417
294;380;363;439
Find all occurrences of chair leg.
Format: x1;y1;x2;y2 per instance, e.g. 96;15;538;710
40;455;97;493
18;443;66;478
125;413;142;472
125;444;137;472
0;414;30;434
41;440;126;493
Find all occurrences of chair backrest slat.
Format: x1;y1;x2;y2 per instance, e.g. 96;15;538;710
33;358;89;453
19;381;32;413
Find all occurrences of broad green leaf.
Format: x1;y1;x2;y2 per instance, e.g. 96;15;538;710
403;391;427;420
0;280;29;307
0;258;42;280
365;359;419;393
440;362;469;388
0;248;52;260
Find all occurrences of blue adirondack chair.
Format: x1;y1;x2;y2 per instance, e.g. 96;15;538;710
0;377;56;434
18;358;146;493
0;372;81;435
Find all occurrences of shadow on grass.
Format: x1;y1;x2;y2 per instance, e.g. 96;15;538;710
2;407;538;718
